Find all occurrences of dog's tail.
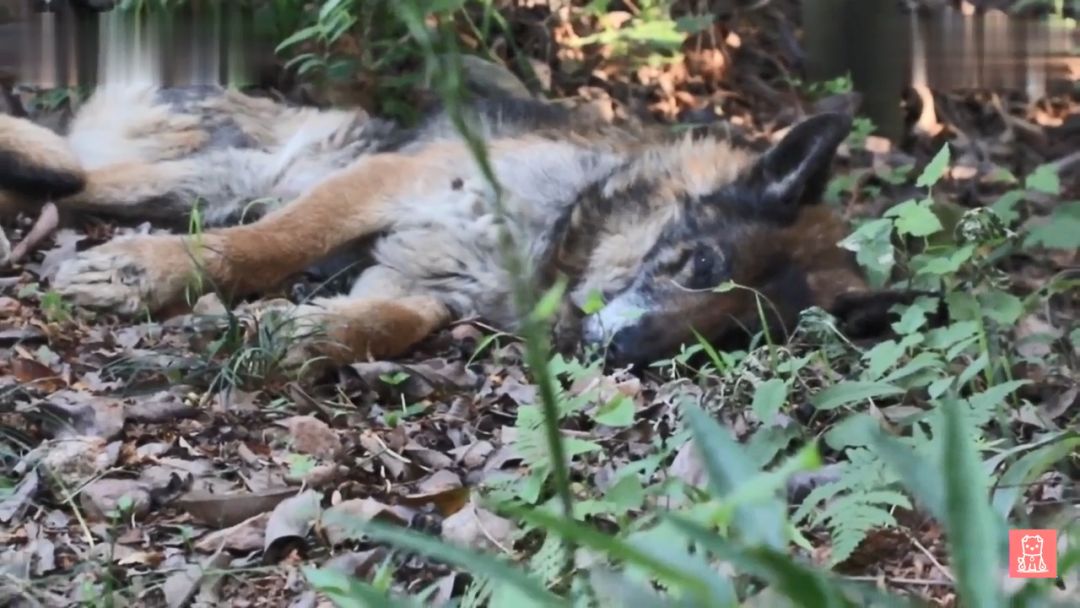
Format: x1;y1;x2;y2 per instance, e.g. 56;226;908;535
0;115;87;201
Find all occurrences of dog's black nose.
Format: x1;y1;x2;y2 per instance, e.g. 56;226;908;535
603;329;646;370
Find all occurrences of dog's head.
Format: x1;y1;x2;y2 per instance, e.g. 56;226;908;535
577;113;879;367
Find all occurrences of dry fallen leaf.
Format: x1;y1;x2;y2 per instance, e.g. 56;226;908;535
278;415;342;460
453;440;494;468
264;489;322;559
176;488;299;529
38;390;126;440
79;479;152;521
358;431;408;479
0;470;39;524
37;436;119;489
322;548;389;580
161;552;231;608
1015;314;1063;359
194;513;270;554
320;497;410;546
12;357;65;392
440;501;516;553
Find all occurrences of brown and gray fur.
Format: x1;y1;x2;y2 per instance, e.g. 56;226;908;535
0;82;886;369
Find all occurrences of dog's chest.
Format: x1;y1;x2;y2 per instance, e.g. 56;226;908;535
370;140;624;326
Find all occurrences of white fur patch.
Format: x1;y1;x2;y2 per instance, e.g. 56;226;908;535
581;289;650;346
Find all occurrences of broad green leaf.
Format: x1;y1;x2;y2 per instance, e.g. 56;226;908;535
318;0;351;22
885;198;943;237
838;218;895;288
506;504;732;604
956;353;988;388
303;565;420;608
891;301;932;335
925;321;979;352
529;278;568;322
881;352;944;385
913;244;975;276
991;434;1080;519
979;290;1025;326
824;413;879;450
681;403;787;550
990;189;1025;225
863;339;903;381
752;379;788;422
1024;163;1061;195
318;515;561;605
939;397;1005;608
967;380;1030;415
746;424;801;469
275;24;323;52
664;515;876;608
489;584;555;608
928;377;953;399
593;394;635;427
945;291;981;322
712;443;822;521
811;382;904;411
604;474;645;513
869;425;946;520
916;144;951;188
1024;201;1080;250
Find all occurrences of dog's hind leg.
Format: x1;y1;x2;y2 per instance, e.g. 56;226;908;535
51;145;454;315
50;142;287;226
0;116;87;201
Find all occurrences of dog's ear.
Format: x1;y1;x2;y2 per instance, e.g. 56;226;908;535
734;113;851;222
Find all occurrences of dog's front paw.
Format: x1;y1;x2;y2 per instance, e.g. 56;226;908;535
52;236;200;315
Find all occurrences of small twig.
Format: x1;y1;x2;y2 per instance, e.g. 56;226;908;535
906;531;955;582
9;202;59;263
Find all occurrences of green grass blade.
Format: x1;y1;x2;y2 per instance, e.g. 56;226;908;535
503;504;732;605
682;402;787;550
302;565;422;608
811;382;905;411
939;397;1006;608
868;427;946;521
664;515;885;608
319;513;562;606
992;433;1080;519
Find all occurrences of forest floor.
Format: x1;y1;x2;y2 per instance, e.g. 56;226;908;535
1;1;1079;607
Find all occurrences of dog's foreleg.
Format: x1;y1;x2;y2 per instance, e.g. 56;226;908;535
52;150;440;315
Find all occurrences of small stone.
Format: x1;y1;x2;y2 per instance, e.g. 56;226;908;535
278;416;342;460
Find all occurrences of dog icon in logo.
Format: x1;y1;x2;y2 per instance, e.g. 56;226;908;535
1017;534;1048;574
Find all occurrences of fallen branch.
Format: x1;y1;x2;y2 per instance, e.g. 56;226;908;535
8;202;59;264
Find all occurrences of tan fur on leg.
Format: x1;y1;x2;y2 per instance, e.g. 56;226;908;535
266;295;452;370
0;115;86;197
57;161;200;219
52;148;447;314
